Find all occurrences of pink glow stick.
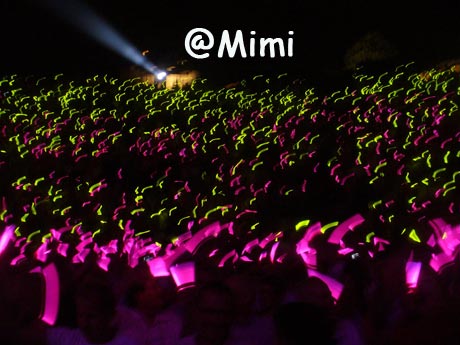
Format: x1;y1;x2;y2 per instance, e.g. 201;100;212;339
242;238;259;254
175;231;192;247
276;253;287;263
162;246;187;268
148;257;170;277
49;226;71;241
76;232;93;252
41;263;60;325
30;263;60;326
328;214;364;244
220;221;234;235
260;232;282;249
218;249;238;267
340;173;355;186
429;252;455;273
405;260;422;291
10;240;29;266
300;250;317;269
35;240;51;263
270;242;280;263
72;248;90;263
301;179;307;192
258;251;268;262
429;218;448;238
330;163;341;176
363;164;372;176
373;236;390;252
184;222;223;254
307;269;343;301
170;262;195;290
57;243;69;257
427;234;436;247
97;255;111;271
338;247;354;255
429;218;457;256
139;243;161;257
0;225;15;256
296;222;322;267
235;186;247;196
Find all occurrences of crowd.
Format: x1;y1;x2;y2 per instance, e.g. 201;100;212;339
1;61;460;344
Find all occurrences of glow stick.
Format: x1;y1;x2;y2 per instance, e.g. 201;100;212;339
30;263;60;326
242;238;259;254
270;242;280;263
148;257;170;277
162;246;187;268
57;242;69;257
218;249;238;267
405;260;422;291
337;248;354;255
296;222;322;254
430;252;455;273
170;261;195;290
35;240;51;263
184;221;223;254
429;218;456;256
0;225;15;256
328;214;364;244
307;269;343;301
260;232;282;249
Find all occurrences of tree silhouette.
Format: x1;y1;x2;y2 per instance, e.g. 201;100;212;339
344;31;398;70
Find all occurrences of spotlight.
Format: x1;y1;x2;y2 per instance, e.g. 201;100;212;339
41;0;162;75
155;71;167;81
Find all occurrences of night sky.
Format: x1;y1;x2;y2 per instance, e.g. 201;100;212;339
1;0;460;82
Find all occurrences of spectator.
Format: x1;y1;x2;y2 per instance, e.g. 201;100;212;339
46;278;141;345
178;282;239;345
274;302;336;345
121;269;183;345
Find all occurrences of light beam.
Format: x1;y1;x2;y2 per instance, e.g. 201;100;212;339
41;0;166;79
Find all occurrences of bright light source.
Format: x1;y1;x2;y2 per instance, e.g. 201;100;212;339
156;71;167;81
42;0;161;74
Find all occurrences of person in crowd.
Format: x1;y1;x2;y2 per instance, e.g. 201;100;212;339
224;271;277;345
382;263;459;345
46;277;141;345
273;302;336;345
178;282;240;345
121;267;183;345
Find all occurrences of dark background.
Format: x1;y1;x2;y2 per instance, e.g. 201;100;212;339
1;0;460;83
